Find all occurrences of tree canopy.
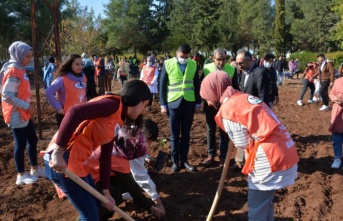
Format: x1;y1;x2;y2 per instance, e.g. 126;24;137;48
0;0;342;60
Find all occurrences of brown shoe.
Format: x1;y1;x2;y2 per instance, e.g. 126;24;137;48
202;156;214;166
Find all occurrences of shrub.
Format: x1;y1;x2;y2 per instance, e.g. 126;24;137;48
289;51;343;71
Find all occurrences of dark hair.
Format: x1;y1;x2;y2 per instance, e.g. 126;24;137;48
237;49;252;61
48;56;55;63
317;53;325;59
143;119;159;141
119;80;151;107
263;52;275;61
177;44;191;54
57;54;81;76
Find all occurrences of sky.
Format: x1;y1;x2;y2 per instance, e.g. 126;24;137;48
79;0;109;18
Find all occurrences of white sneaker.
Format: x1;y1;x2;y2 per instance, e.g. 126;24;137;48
319;105;329;111
308;100;314;104
16;173;38;185
331;158;342;168
297;100;303;106
313;97;318;102
30;166;46;178
122;192;133;201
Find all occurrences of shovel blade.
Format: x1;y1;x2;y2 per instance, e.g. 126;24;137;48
154;151;168;172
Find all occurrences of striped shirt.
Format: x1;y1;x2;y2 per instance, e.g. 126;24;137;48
222;118;298;191
2;74;30;128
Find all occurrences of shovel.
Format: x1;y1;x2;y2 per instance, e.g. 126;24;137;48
64;168;135;221
206;141;235;221
154;150;168;172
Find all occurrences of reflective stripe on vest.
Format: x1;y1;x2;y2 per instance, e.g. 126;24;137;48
164;57;196;102
203;63;235;79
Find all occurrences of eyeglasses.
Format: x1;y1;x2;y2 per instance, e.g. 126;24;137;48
215;58;226;62
237;61;245;66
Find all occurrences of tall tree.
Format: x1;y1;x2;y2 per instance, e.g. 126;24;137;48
332;0;343;49
60;0;103;56
104;0;157;55
286;0;339;52
274;0;286;56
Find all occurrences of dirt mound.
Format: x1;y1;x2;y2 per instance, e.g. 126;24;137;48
0;77;342;221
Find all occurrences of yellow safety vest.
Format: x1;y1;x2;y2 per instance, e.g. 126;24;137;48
203;62;235;79
164;58;197;102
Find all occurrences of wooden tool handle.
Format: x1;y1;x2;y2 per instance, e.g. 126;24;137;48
64;168;135;221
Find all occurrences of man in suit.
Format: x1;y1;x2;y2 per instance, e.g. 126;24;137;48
159;44;201;173
237;49;270;104
201;48;240;167
229;49;270;172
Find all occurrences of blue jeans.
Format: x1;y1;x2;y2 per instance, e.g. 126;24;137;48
11;120;38;173
44;152;100;221
276;71;284;85
248;189;276;221
168;100;195;164
332;133;343;158
204;102;228;159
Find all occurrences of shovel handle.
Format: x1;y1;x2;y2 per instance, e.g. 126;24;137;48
64;168;135;221
206;141;235;221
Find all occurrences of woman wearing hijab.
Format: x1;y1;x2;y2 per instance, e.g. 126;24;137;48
200;71;299;221
1;41;45;185
43;56;56;89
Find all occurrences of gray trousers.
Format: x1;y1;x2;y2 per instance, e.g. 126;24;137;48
248;189;276;221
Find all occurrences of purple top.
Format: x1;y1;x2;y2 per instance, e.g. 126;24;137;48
55;97;127;189
289;61;296;71
45;73;86;111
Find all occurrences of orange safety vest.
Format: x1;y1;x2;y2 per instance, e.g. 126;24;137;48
2;67;31;124
88;150;130;183
215;92;299;175
62;75;87;113
45;95;125;177
141;65;157;85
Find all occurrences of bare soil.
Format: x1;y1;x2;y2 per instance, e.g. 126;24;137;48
0;77;342;221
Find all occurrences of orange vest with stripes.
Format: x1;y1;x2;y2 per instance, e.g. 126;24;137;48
141;65;156;85
215;92;299;175
62;75;87;113
2;67;31;124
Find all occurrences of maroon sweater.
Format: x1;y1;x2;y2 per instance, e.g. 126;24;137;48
55;97;127;189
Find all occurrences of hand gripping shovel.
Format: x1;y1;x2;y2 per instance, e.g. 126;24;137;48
206;141;235;221
64;168;135;221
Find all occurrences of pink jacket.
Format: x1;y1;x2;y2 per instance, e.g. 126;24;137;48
329;77;343;133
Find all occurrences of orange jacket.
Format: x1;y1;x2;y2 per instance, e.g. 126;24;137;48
2;67;31;124
62;75;87;113
215;92;299;175
141;65;156;85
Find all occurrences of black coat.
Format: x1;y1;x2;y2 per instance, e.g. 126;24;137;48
240;63;270;104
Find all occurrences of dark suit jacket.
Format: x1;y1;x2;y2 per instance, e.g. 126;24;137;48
240;63;270;104
159;61;201;109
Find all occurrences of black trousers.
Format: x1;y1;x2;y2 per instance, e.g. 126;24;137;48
319;80;330;106
298;78;315;101
96;172;153;220
203;102;229;159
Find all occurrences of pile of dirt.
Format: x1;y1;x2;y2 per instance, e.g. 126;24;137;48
0;77;342;221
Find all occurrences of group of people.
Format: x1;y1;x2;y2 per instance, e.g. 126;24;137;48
296;53;335;111
1;40;341;221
